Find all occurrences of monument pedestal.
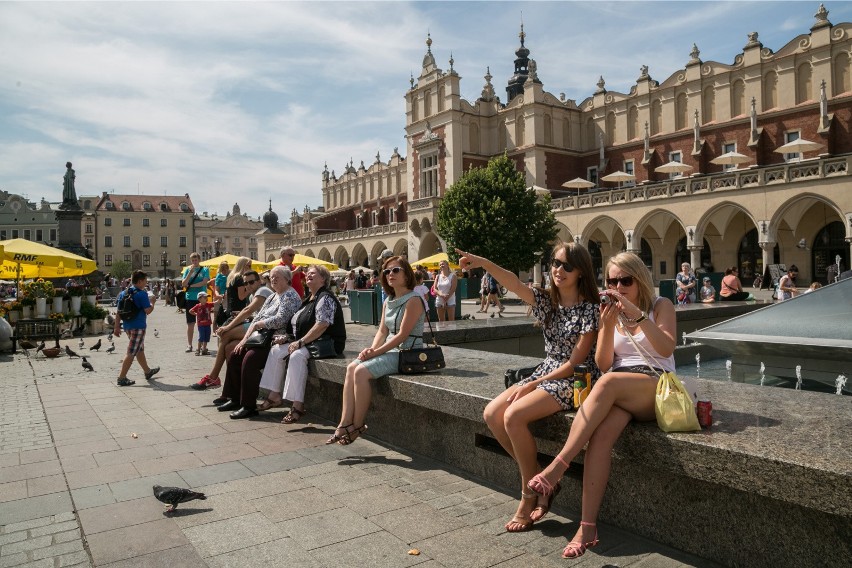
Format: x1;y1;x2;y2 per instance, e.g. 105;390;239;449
55;208;90;260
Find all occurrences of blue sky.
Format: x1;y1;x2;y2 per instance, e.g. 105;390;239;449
1;1;849;219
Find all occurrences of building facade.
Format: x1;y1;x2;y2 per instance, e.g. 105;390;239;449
194;203;264;261
271;4;852;284
94;192;195;278
0;191;59;245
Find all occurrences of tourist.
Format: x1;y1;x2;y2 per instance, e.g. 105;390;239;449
192;271;265;390
804;281;822;294
188;292;213;355
278;246;306;299
216;266;301;419
458;243;600;533
432;259;457;321
528;252;684;559
325;257;423;445
675;262;697;304
181;253;210;352
477;271;490;313
212;261;230;331
356;269;368;289
256;265;346;423
482;270;504;316
413;272;430;313
719;266;751;301
700;276;716;303
777;265;800;300
344;270;357;294
113;270;160;387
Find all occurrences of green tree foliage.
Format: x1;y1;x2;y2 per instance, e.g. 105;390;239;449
437;154;558;273
109;260;132;281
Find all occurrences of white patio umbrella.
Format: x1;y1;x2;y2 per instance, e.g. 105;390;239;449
600;170;636;187
561;177;596;190
774;138;823;155
710;151;752;167
654;161;694;175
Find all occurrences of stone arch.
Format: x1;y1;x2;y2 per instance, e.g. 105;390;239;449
562;117;571;147
796;61;813;104
515;112;525;147
582;215;627;279
370;241;388;270
554;221;572;245
418;232;441;259
420;217;432;234
266;253;277;263
763;69;778;110
544;113;553;145
438;85;445;112
304;249;315;258
675;92;688;130
731;78;746;117
702;85;715;123
695;201;758;275
317;247;332;262
585;116;596;148
605;111;616;145
392;238;408;258
469;122;480;154
409;218;421;237
833;51;851;96
351;243;368;268
627;106;639;141
633;208;689;280
650;99;662;135
333;246;349;269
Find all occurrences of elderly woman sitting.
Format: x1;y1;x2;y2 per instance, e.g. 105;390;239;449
256;264;346;423
216;266;302;419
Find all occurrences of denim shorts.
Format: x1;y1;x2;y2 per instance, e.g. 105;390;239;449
613;365;664;378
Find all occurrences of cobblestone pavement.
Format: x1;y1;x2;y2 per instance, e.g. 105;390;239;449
1;304;720;567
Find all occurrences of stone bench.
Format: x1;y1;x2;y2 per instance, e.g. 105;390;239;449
303;325;851;568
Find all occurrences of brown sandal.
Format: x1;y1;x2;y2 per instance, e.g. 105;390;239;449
281;407;306;424
505;490;537;533
325;424;352;445
258;399;283;411
338;424;367;445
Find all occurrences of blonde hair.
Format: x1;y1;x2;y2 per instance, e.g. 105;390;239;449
605;252;656;313
227;257;252;288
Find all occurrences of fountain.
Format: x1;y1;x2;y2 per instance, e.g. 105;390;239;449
759;362;766;386
836;374;847;395
795;365;802;391
725;360;732;382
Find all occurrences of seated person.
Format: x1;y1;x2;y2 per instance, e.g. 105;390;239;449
700;277;716;303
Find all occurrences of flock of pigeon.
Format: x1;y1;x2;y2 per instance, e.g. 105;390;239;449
20;326;159;374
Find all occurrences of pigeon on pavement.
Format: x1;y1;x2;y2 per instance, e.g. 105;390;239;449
107;332;113;342
90;339;102;351
36;341;45;355
82;357;94;372
106;343;116;354
153;329;159;338
65;346;80;358
78;338;85;349
153;485;206;513
19;340;37;350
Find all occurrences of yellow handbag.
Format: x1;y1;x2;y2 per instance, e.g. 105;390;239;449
655;372;701;432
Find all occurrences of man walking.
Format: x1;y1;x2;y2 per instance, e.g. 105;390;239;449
181;252;210;352
114;270;160;386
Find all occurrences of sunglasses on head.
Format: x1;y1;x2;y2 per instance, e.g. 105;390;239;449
383;267;403;276
606;276;635;288
551;259;574;272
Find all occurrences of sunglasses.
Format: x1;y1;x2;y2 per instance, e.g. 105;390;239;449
383;267;403;276
551;259;574;272
606;276;635;288
244;279;258;285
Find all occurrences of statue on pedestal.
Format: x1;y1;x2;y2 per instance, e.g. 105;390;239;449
60;161;80;210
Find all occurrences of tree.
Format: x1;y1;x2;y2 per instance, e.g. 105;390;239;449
109;260;132;281
437;154;557;273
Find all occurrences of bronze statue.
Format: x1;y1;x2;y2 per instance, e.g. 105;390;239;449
62;162;76;204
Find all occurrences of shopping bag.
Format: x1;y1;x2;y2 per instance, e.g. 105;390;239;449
655;372;701;432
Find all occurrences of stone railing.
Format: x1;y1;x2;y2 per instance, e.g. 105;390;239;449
550;155;850;212
288;222;407;247
406;196;442;212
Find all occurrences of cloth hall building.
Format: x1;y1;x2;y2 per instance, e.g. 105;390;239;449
267;4;852;286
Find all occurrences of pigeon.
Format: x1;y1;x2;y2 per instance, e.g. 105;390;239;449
490;313;495;318
89;339;102;351
36;340;45;355
78;338;85;349
60;329;73;339
107;332;113;342
65;346;80;358
106;314;115;326
152;485;206;513
19;339;37;350
106;343;116;354
73;324;85;336
153;329;159;338
81;357;94;372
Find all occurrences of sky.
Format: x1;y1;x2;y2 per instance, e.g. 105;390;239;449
2;1;850;220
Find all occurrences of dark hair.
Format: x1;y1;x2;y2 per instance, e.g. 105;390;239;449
725;266;738;275
545;242;599;318
244;270;260;281
788;265;799;272
131;270;147;285
380;256;416;298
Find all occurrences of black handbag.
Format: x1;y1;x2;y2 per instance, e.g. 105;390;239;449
306;336;337;359
243;328;274;349
504;365;540;389
215;303;229;326
175;290;186;309
396;302;445;374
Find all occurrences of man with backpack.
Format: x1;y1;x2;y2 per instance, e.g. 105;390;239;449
114;270;160;386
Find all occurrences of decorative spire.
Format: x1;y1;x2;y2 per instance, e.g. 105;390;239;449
595;75;606;94
689;43;701;64
812;3;831;30
375;150;381;163
638;65;650;80
421;32;437;74
480;66;495;101
449;52;454;73
506;22;533;102
426;32;432;53
268;199;272;211
410;72;414;89
744;31;762;49
519;22;526;46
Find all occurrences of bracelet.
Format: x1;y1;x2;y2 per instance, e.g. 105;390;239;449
634;311;647;324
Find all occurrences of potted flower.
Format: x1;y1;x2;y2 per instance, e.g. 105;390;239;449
26;278;55;318
20;295;35;319
67;285;84;315
5;301;21;324
79;301;108;334
53;288;66;315
84;286;98;308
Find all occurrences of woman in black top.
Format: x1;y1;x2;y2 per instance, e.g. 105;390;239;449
225;257;253;316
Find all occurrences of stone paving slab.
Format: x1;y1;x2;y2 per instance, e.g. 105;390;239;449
1;306;723;568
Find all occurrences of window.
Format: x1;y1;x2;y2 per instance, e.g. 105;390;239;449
122;201;131;211
142;255;150;267
179;219;186;227
105;201;114;210
180;203;189;212
420;154;439;197
250;251;257;260
105;236;113;247
123;218;130;226
161;218;167;227
179;236;187;247
623;160;635;186
12;229;19;238
587;166;598;186
143;236;150;247
202;236;208;243
160;236;168;247
669;151;683;179
85;224;93;234
372;211;378;226
85;238;92;248
35;229;43;241
124;254;131;263
249;237;256;244
233;237;240;245
143;202;152;211
389;208;395;223
104;254;112;266
179;254;187;265
49;229;56;241
722;142;737;172
160;203;168;212
123;236;131;247
104;218;112;226
784;130;801;162
143;218;150;227
24;229;31;240
0;230;6;240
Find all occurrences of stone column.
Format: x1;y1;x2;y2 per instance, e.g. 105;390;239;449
533;263;542;287
689;246;702;272
759;241;776;274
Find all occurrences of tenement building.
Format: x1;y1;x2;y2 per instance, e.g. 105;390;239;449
272;4;852;284
94;192;195;278
0;190;59;245
194;203;264;261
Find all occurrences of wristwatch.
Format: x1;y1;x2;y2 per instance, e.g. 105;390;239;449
634;311;647;324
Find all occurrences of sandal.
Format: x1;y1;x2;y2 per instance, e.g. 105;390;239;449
562;521;599;559
530;481;561;522
281;407;306;424
338;424;367;445
528;454;570;497
257;399;283;411
325;424;352;445
505;490;537;533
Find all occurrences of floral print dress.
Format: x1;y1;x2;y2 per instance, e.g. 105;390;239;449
516;287;600;411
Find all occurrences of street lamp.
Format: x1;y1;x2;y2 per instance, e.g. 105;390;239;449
214;238;221;256
161;251;169;280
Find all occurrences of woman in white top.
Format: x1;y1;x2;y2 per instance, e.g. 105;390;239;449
527;252;678;560
431;260;457;321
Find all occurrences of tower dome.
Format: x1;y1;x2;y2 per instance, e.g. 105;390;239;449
506;23;538;102
263;199;279;230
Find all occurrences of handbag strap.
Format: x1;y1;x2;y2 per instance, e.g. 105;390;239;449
392;295;437;351
618;312;664;380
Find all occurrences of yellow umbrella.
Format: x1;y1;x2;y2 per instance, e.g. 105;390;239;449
0;238;97;279
415;252;460;270
199;254;275;278
292;254;338;270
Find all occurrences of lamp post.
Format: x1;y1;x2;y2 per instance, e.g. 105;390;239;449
161;251;169;280
214;238;221;257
